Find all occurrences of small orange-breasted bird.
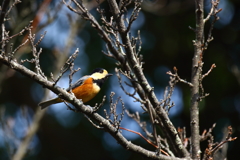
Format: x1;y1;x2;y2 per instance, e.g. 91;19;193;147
39;68;112;109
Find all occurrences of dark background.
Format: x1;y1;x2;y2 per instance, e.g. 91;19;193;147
0;0;240;159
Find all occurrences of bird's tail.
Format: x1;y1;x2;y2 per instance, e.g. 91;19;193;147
39;98;62;109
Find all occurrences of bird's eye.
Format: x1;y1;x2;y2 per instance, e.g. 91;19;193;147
92;68;105;74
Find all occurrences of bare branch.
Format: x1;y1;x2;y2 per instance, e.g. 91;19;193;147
52;48;79;85
93;95;106;112
204;0;222;51
84;114;104;129
68;60;81;93
0;0;10;27
203;126;237;160
178;127;188;148
200;123;216;142
107;92;125;131
116;68;146;105
125;1;142;33
202;64;216;79
104;0;189;157
2;0;234;159
190;0;205;158
1;53;184;160
126;110;150;135
166;67;193;87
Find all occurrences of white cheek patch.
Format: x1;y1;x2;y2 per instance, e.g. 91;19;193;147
91;72;108;80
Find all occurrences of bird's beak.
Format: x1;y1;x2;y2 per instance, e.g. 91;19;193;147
107;73;113;77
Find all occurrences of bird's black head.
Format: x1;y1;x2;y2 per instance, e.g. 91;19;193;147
91;68;105;74
90;68;112;87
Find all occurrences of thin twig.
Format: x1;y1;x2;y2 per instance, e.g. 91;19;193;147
119;126;170;156
52;48;79;85
166;67;193;87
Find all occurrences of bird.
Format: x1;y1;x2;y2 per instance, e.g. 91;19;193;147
39;68;112;109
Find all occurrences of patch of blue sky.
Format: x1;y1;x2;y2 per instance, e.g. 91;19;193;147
38;4;80;49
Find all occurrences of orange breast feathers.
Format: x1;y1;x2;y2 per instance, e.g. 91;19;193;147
71;77;100;103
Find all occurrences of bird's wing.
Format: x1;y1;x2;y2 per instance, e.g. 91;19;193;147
66;75;90;91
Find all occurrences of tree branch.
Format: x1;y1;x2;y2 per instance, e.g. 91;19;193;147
107;0;190;157
0;0;10;29
190;0;205;159
0;54;186;160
